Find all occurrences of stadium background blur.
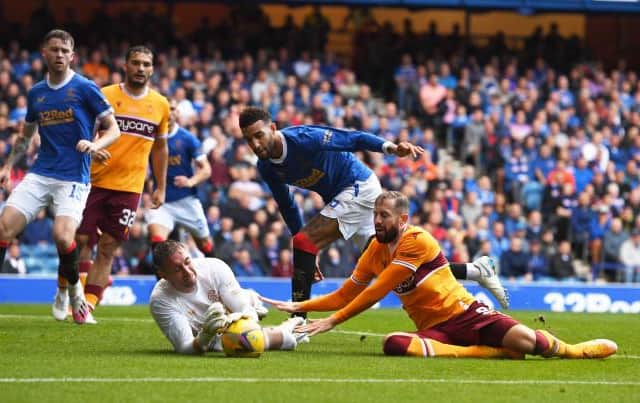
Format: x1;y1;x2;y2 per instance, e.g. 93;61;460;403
1;0;640;285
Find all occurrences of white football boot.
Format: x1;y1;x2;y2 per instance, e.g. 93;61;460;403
52;288;69;321
473;256;510;309
68;281;89;324
278;316;310;344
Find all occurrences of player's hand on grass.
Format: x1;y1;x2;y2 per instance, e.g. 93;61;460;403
90;149;111;165
296;317;336;336
150;189;165;209
173;175;192;188
259;296;302;314
76;139;98;154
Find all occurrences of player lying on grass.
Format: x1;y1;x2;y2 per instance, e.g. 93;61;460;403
263;191;618;360
150;240;307;354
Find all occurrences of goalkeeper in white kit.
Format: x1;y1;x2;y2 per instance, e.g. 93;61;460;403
150;240;307;354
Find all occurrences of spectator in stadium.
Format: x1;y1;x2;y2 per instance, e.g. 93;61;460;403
548;240;578;281
620;229;640;283
526;239;550;282
602;218;629;281
1;242;26;274
499;236;529;280
149;240;307;355
21;209;54;245
264;191;617;360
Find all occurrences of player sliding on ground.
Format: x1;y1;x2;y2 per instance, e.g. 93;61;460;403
150;240;308;354
262;191;618;360
238;107;509;317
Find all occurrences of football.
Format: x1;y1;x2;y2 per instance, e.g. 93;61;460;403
221;318;265;358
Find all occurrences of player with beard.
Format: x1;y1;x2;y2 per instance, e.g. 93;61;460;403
239;107;510;319
0;29;121;324
54;46;169;323
263;191;617;360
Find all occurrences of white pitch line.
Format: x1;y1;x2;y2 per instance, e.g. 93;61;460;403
0;377;638;386
1;314;639;360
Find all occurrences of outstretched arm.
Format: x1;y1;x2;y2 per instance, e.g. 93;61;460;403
260;278;366;313
297;264;413;336
299;126;424;158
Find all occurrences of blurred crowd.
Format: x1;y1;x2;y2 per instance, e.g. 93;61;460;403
0;4;639;283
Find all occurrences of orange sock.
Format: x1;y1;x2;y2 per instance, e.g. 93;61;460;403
84;284;104;311
385;333;523;359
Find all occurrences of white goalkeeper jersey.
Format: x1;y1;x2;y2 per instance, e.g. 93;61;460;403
149;258;259;353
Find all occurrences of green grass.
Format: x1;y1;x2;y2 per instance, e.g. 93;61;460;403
0;305;638;403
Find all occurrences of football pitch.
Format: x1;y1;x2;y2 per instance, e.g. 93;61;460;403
0;305;638;403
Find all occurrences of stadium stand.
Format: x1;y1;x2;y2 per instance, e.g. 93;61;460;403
0;2;639;284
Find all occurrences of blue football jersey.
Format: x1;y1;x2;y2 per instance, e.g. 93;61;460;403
26;72;112;183
161;126;203;202
257;125;386;235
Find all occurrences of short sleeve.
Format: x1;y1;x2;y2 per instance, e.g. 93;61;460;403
391;232;440;272
349;244;377;286
25;90;36;123
84;81;112;119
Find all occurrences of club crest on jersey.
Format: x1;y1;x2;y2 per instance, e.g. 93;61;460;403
322;129;333;145
207;289;219;303
65;88;77;102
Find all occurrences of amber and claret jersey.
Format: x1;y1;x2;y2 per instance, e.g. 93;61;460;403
91;84;169;193
314;225;476;331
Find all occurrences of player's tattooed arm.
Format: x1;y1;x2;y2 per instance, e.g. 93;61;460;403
6;121;37;167
0;122;37;187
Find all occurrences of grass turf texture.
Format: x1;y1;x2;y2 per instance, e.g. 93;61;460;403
0;305;638;403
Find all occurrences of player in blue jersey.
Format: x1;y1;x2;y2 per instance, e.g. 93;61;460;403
0;30;121;324
239;107;510;317
146;99;213;257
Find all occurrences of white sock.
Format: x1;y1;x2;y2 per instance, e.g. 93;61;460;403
465;263;481;281
278;329;297;351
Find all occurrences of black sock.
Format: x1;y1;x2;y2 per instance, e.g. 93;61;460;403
450;263;467;280
291;248;316;319
0;240;8;264
59;243;79;285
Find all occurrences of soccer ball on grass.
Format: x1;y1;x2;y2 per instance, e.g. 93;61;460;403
221;318;265;358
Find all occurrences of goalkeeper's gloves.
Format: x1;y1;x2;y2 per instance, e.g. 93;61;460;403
226;312;253;324
202;302;231;334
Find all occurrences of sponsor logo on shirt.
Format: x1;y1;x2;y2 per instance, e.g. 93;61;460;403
39;108;74;126
293;168;325;188
116;116;157;138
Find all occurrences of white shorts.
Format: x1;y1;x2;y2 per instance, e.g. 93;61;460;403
145;196;210;239
6;173;90;224
320;174;382;250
